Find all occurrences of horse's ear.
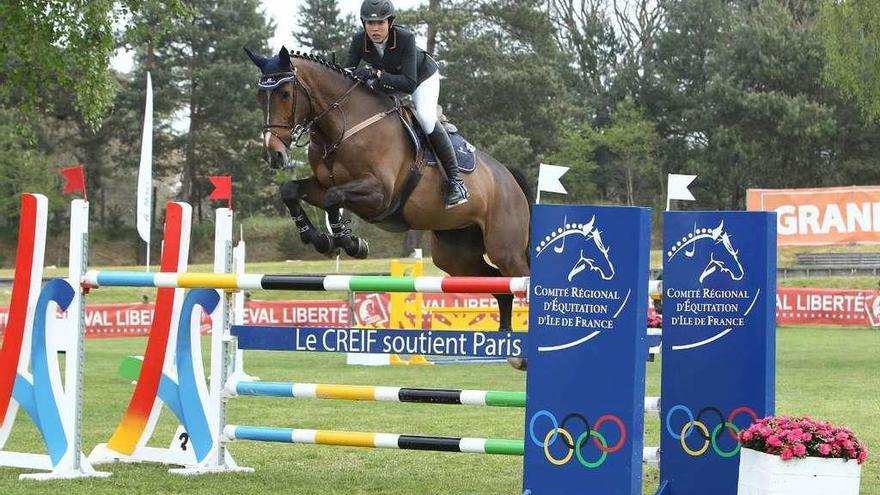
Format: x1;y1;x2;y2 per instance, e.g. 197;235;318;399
244;47;267;71
711;220;724;240
279;46;292;70
582;215;595;232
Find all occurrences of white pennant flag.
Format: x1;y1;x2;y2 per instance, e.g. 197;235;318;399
537;163;569;203
667;174;696;210
136;73;154;264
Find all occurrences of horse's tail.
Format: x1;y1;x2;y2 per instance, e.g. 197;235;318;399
506;166;533;267
506;166;533;212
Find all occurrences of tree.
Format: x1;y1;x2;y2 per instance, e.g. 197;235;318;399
401;0;569;170
640;0;859;209
0;0;185;128
125;0;275;220
294;0;355;62
0;109;63;219
546;99;658;205
819;0;880;121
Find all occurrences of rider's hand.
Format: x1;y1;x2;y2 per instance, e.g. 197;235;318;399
353;66;378;81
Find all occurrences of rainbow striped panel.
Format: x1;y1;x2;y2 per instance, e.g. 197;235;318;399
105;202;185;455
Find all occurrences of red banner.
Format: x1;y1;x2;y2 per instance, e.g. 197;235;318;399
3;289;872;339
776;288;880;327
0;300;352;339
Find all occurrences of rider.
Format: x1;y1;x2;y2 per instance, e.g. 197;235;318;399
345;0;469;209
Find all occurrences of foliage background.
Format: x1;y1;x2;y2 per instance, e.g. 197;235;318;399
1;0;879;265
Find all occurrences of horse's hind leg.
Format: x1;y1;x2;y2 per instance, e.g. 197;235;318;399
480;207;530;371
434;227;514;328
431;228;499;279
431;229;526;370
280;178;334;255
431;230;510;326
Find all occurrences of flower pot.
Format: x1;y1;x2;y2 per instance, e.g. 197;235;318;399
737;447;862;495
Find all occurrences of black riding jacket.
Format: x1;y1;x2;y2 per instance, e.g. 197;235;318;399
345;26;438;94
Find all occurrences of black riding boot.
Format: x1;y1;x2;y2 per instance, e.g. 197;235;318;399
428;126;469;208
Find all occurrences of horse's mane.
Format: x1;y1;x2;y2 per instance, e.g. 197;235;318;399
290;50;398;110
290;51;359;84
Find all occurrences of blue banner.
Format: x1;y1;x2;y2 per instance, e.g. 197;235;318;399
659;211;776;495
522;205;651;495
232;325;525;358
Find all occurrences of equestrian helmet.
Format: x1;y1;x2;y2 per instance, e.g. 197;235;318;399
360;0;395;21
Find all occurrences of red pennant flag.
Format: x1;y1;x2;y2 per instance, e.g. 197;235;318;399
60;165;87;200
208;175;232;209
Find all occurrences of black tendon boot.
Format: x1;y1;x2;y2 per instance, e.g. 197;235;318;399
428;126;469;208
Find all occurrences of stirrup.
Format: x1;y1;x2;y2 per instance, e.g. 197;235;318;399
444;179;469;209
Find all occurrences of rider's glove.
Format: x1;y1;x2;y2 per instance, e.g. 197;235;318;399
353;66;378;81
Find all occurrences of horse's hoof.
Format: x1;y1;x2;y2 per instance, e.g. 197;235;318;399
312;233;335;255
345;237;369;259
507;357;527;371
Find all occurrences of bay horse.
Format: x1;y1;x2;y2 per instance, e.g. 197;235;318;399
246;47;531;368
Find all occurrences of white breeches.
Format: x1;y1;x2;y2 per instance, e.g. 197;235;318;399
411;71;441;133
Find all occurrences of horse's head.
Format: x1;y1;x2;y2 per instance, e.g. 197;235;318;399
535;216;615;283
700;221;744;283
245;46;304;169
570;216;615;282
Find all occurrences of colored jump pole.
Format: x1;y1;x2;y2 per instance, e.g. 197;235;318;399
222;426;661;462
227;380;662;413
229;381;526;407
82;272;529;294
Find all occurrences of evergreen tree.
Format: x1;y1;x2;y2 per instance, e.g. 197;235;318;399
125;0;275;220
294;0;354;62
400;0;568;170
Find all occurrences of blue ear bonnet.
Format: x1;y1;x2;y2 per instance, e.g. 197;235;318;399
257;73;297;90
245;46;296;89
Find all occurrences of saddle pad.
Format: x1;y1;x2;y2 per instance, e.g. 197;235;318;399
424;132;477;173
398;114;477;174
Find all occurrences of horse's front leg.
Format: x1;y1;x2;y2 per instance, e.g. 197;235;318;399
322;176;387;259
280;178;335;256
324;208;370;259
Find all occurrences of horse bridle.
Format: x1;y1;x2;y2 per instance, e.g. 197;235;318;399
258;68;360;158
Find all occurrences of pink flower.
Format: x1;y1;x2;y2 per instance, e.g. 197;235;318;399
734;415;868;464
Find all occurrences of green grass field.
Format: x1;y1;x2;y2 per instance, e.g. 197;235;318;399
0;326;876;494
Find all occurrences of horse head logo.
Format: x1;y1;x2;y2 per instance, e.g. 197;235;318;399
667;221;744;283
535;216;615;282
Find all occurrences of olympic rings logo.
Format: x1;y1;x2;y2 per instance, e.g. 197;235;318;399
664;404;759;458
528;410;627;469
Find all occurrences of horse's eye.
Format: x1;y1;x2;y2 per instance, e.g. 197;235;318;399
281;91;291;99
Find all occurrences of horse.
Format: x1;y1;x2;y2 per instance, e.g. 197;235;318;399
245;47;531;368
